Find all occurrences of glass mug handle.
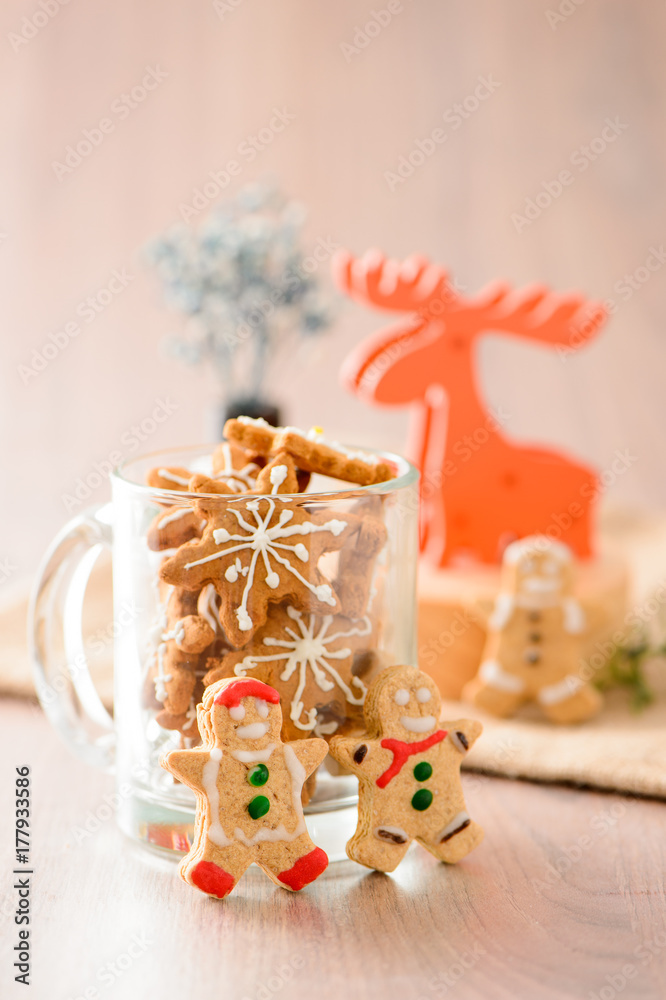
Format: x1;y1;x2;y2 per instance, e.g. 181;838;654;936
29;503;115;771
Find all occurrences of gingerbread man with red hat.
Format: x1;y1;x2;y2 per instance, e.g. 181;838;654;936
161;676;329;898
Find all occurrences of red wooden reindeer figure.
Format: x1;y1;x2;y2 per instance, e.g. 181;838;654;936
333;249;607;567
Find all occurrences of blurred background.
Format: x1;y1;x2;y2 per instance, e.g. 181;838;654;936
2;0;665;585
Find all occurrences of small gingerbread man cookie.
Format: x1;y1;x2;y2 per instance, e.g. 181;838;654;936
329;665;483;873
161;677;329;897
463;536;602;723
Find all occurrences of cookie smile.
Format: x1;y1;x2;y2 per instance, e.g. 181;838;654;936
400;714;436;733
236;722;269;739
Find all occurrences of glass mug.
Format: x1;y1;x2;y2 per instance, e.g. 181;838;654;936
30;444;419;861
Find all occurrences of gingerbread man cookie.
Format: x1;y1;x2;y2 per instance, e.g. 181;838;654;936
159;495;354;647
161;677;329;897
463;536;602;723
329;665;483;873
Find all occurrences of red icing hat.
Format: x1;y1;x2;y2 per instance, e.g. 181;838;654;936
214;678;280;709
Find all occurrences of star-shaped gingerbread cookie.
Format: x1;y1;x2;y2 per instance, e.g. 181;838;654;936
204;603;373;740
160;495;354;647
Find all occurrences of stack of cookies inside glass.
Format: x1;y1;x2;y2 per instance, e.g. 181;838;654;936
143;417;396;801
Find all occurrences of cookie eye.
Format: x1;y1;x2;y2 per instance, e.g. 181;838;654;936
416;687;431;703
394;689;410;706
229;705;245;721
255;699;269;719
521;558;536;574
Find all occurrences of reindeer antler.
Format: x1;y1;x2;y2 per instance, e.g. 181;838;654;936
332;249;452;314
333;249;607;348
459;283;606;346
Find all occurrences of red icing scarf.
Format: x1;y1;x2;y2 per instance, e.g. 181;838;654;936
376;730;447;788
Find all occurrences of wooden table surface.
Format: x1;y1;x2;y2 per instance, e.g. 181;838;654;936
2;697;666;1000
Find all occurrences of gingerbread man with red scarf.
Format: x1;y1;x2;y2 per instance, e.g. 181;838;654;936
330;665;483;872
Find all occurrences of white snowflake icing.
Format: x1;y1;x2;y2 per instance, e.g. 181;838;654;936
234;606;370;731
182;497;347;633
213;443;260;493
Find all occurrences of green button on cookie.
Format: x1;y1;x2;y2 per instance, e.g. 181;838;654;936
413;761;433;782
411;789;433;811
247;764;269;787
247;795;270;819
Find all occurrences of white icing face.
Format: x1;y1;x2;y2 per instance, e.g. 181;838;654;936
383;675;441;739
220;695;281;746
236;722;269;740
509;541;572;603
400;714;436;733
255;699;269;719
